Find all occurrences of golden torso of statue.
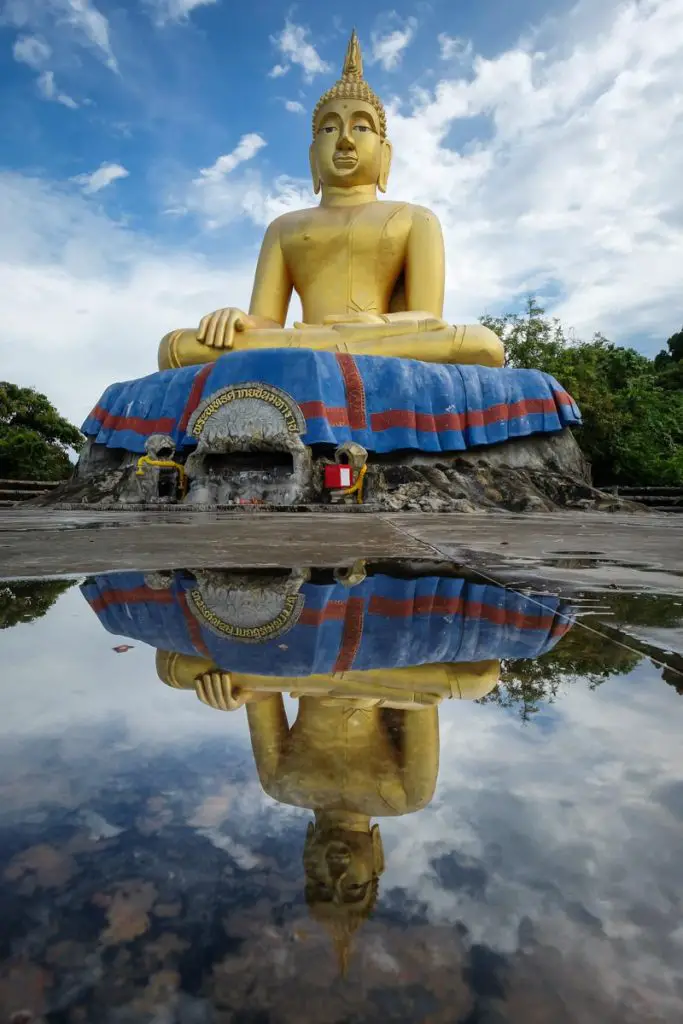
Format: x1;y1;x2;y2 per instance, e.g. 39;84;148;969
278;202;412;322
266;699;409;816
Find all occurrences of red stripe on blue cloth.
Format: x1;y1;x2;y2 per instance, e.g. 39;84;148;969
368;594;563;630
86;586;175;614
299;601;348;626
177;589;211;658
87;406;177;436
88;387;575;438
299;401;350;427
336;353;367;429
333;597;365;672
370;395;565;433
178;364;213;434
89;588;569;637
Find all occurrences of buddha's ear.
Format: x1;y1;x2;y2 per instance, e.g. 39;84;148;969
309;144;322;195
378;139;393;194
371;824;385;875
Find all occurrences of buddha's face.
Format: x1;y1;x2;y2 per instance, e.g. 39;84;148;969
310;99;391;191
303;823;383;908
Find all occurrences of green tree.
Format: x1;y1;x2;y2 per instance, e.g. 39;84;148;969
0;382;84;481
0;580;74;629
479;625;641;721
481;299;683;487
654;325;683;369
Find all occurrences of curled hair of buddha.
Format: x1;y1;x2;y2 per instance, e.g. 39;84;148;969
312;29;387;140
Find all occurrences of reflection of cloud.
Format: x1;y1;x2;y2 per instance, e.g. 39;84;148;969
382;666;683;1015
0;586;251;749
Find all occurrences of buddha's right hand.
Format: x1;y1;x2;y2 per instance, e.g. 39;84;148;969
194;670;274;711
197;307;255;350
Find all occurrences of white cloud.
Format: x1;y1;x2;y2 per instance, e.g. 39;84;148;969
1;0;118;73
71;162;129;193
145;0;217;26
284;99;305;114
271;18;330;83
268;63;290;79
60;0;118;72
437;32;473;64
382;0;683;351
37;69;78;108
173;135;313;231
0;171;255;426
12;33;51;69
12;31;78;107
196;133;267;180
371;15;417;71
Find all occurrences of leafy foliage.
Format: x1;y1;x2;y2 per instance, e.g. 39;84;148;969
0;580;74;630
479;623;642;721
481;299;683;486
0;382;84;481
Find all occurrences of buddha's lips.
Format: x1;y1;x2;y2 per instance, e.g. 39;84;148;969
333;155;358;167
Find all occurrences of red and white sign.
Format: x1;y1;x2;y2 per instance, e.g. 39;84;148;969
324;465;352;489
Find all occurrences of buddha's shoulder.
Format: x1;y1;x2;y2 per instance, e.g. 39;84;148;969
399;202;441;225
266;207;316;231
372;201;442;230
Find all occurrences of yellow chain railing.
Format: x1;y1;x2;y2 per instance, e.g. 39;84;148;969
135;455;187;497
338;463;367;504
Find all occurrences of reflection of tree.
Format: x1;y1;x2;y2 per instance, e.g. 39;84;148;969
599;593;683;630
0;580;74;630
589;595;683;698
479;627;642;721
662;665;683;696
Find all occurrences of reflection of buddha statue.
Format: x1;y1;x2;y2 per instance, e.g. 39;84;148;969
84;566;573;972
158;31;503;372
156;649;499;973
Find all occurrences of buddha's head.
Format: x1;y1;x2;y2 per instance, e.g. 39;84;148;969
310;30;392;195
303;816;385;973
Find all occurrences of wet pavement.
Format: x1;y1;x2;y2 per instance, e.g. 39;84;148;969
0;526;682;1022
1;509;682;593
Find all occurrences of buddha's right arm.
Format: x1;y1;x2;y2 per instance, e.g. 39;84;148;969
249;219;293;326
400;706;440;810
171;221;292;360
246;694;290;788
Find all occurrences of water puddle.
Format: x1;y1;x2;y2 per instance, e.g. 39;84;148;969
0;565;681;1022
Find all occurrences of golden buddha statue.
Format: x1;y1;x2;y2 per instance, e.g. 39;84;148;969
158;31;503;372
156;648;499;973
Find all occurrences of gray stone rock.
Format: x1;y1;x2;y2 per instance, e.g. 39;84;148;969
39;428;646;513
362;431;644;513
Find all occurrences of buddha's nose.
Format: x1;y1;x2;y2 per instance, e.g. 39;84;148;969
337;131;354;151
325;841;351;878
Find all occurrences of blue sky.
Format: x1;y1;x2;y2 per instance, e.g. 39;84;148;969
1;0;682;424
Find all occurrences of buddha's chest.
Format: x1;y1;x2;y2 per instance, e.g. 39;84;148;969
281;205;409;284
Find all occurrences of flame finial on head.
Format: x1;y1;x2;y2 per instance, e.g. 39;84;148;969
342;28;363;80
312;30;387;139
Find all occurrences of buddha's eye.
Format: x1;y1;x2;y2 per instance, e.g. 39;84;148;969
322;125;337;134
353;125;371;132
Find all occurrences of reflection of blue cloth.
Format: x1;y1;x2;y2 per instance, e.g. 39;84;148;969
81;350;581;455
82;571;573;675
